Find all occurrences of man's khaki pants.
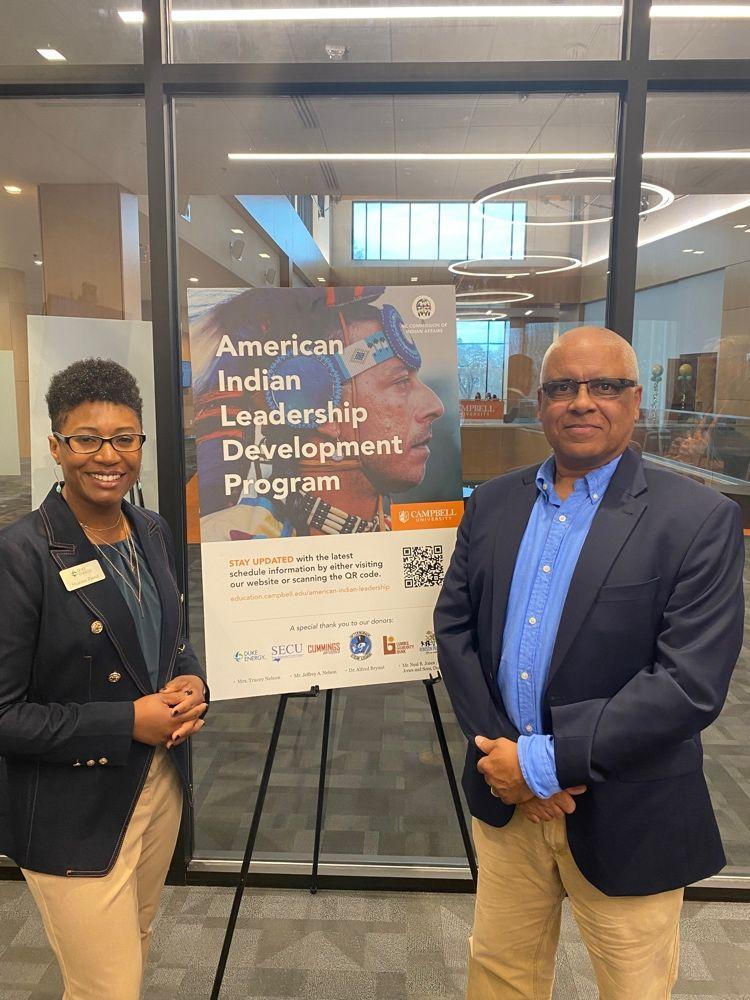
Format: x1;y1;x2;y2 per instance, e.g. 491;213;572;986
468;813;683;1000
22;748;183;1000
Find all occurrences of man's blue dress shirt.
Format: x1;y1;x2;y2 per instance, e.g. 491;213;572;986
498;453;622;799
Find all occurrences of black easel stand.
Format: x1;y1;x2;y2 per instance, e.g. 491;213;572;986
211;674;476;999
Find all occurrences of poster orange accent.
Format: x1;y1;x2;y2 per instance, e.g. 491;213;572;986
391;500;464;530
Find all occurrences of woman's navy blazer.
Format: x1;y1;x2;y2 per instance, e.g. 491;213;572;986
0;487;207;877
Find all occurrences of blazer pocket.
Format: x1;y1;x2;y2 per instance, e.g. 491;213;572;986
616;738;702;782
596;576;660;603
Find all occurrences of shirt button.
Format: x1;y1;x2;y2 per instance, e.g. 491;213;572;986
542;565;551;574
558;514;566;523
525;724;534;733
542;483;548;491
592;493;599;500
520;671;529;680
528;616;537;625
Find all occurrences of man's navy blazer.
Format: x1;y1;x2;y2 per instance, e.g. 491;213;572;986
434;446;744;896
0;488;207;877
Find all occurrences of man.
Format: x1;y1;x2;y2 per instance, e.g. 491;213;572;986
434;327;744;1000
193;287;444;538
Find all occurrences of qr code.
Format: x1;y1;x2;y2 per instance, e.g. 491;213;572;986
402;544;444;589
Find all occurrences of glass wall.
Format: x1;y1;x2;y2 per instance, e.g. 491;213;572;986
634;92;750;872
0;99;150;532
174;91;618;865
2;0;750;889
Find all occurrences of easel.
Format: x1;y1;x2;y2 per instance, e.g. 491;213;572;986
210;672;477;999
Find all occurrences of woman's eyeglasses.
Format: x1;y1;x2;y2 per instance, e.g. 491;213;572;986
53;432;146;454
540;378;637;401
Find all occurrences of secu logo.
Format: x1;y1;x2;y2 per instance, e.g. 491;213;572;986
272;643;303;662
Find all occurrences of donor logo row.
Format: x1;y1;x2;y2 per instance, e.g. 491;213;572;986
234;630;438;664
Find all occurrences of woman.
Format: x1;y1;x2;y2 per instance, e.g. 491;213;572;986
0;358;208;999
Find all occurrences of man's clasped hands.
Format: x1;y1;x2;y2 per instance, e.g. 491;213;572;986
475;735;587;824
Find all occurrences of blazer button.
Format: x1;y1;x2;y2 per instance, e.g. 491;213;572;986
178;642;186;654
98;757;109;765
86;759;96;767
108;671;122;683
90;620;104;635
73;760;82;767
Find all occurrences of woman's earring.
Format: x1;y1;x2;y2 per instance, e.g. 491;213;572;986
54;465;63;493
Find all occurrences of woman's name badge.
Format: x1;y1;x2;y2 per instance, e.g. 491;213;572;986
59;560;106;592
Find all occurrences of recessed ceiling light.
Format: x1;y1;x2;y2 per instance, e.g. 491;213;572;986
37;47;66;61
4;185;22;195
258;251;271;259
734;223;746;229
316;276;326;283
682;249;694;253
230;227;244;234
410;276;419;282
692;249;705;254
33;257;43;267
745;227;750;233
118;10;145;23
524;309;534;316
188;276;199;283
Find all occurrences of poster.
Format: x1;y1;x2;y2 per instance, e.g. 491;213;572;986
27;316;158;510
188;285;462;700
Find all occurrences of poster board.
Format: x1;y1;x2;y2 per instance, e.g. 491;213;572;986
27;316;158;510
188;285;462;700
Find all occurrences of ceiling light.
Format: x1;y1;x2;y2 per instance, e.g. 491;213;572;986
458;310;509;320
33;256;43;267
733;223;746;228
692;249;706;254
682;248;694;253
524;309;534;316
258;251;271;259
118;10;145;22
457;291;534;305
37;48;66;61
651;4;750;17
229;150;750;163
157;5;624;24
410;276;419;282
643;150;750;159
474;174;674;226
229;151;614;162
188;276;199;283
316;276;326;283
449;254;581;277
230;227;244;234
4;185;22;194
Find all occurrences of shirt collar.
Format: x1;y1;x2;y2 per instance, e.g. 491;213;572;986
535;452;623;505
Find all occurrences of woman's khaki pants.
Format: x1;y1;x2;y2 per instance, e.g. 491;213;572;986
22;748;183;1000
468;813;684;1000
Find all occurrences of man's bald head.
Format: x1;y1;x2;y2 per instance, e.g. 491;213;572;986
541;327;639;384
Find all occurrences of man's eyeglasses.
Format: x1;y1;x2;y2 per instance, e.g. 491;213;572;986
540;378;637;401
53;432;146;455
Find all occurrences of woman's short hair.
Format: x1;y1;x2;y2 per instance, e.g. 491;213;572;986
46;358;143;431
